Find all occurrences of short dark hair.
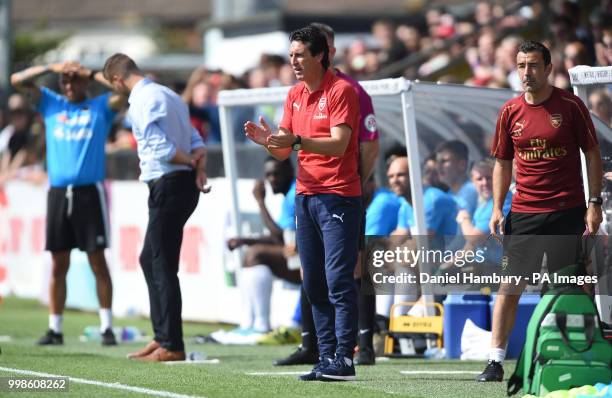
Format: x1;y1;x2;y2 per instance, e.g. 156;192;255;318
289;26;330;70
103;53;140;81
435;140;469;161
518;40;551;66
310;22;335;43
384;144;407;166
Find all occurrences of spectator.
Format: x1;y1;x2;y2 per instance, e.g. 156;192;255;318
0;94;46;186
564;41;590;70
589;89;612;126
496;36;522;90
453;159;512;265
390;156;458;237
435;140;479;216
595;25;612;66
422;152;448;192
465;30;497;86
344;39;370;78
182;67;220;143
474;1;494;28
259;54;286;87
396;25;422;55
0;94;35;172
380;155;457;321
363;174;402;237
372;19;408;71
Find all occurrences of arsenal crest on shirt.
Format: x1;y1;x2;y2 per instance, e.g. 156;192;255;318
549;114;562;128
318;97;326;111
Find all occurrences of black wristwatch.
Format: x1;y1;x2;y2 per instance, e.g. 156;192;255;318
291;135;302;151
588;196;603;205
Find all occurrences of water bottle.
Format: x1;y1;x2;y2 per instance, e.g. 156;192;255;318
423;347;446;359
82;326;101;341
120;326;143;342
82;326;127;342
187;351;207;361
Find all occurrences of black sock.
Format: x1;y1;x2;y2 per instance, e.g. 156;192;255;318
300;285;317;353
356;278;375;351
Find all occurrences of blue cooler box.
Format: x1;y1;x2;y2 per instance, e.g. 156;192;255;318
443;294;490;359
489;294;540;358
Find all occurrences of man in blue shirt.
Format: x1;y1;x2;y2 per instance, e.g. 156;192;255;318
226;157;298;334
103;53;208;362
436;140;478;217
384;156;457;324
363;178;402;237
11;61;127;347
389;156;458;237
453;159;512;268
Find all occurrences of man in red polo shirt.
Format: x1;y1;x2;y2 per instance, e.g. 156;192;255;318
274;22;381;368
477;40;603;382
245;25;361;382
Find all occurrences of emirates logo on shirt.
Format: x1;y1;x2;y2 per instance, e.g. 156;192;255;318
550;114;562;128
517;138;568;161
318;97;327;111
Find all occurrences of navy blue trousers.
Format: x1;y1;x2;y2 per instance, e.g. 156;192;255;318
295;193;362;359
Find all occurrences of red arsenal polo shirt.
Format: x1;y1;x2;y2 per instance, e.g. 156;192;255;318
280;70;361;196
491;87;598;213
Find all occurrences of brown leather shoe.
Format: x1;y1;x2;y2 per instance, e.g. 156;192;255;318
137;347;186;362
126;340;160;359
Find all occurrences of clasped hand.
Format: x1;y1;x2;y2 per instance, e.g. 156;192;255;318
244;116;294;148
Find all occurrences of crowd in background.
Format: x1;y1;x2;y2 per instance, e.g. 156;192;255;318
1;0;612;187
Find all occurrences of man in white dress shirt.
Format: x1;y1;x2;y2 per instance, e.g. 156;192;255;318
103;53;209;361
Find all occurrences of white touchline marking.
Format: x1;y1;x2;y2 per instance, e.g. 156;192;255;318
400;370;481;375
0;366;204;398
164;359;220;365
246;371;305;376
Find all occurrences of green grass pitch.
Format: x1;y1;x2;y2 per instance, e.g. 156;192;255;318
0;296;515;397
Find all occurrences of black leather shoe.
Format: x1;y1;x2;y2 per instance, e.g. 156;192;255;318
476;360;504;382
274;345;319;366
37;329;63;345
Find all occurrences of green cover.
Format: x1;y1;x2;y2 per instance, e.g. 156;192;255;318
507;287;612;396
